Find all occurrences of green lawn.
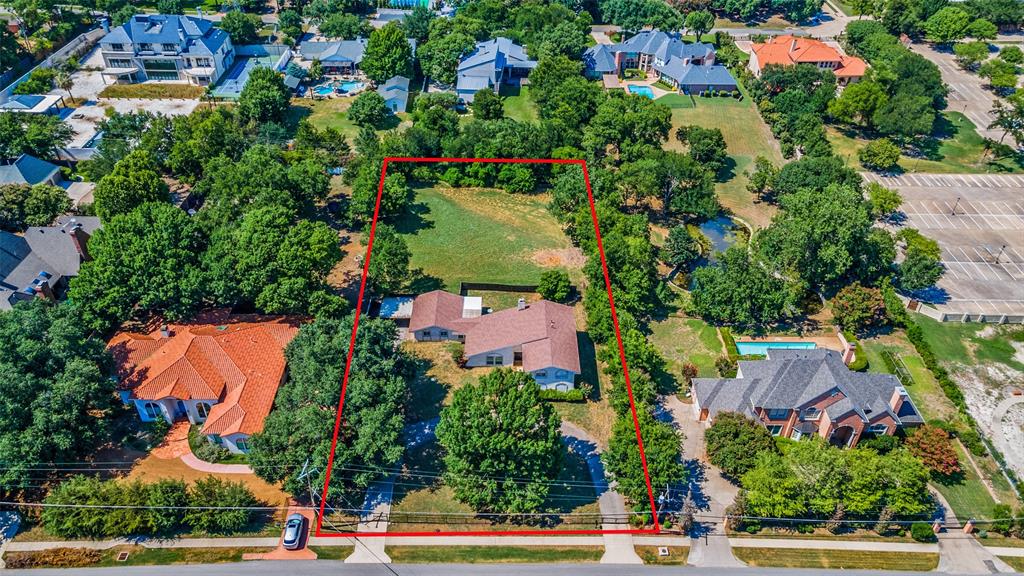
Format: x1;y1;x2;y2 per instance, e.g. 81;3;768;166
385;546;604;563
912;313;1024;371
635;545;690;564
99;84;205;99
860;334;961;422
1;546;275;569
499;84;539;123
649;314;724;379
1000;556;1024;572
827;112;1024;174
732;548;939;571
395;186;582;291
288;97;410;141
932;441;1000;522
660;92;782;229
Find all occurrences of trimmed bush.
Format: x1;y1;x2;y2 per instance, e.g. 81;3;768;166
911;522;936;542
539;388;585;402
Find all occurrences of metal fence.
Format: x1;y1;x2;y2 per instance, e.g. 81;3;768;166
0;28;105;100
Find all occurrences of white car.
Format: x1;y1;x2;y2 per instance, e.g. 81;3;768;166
282;513;306;550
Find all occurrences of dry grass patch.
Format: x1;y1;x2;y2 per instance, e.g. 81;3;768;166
733;547;939;570
99;83;204;99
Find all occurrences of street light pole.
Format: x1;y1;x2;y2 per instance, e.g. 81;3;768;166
951;196;962;215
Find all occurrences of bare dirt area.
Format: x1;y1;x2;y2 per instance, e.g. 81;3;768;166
326;231;365;301
531;248;586;270
951;363;1024;478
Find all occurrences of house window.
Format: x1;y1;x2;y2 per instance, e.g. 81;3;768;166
535;370;548;379
767;425;783;436
142;402;161;419
802;407;821;420
109;58;133;68
791;428;804;441
139;43;153;51
109;43;125;51
209;434;223;445
765;408;788;420
236;439;250;452
556;370;568;378
867;424;889;435
439;330;449;338
196;402;212;419
485;355;504;366
162;43;177;52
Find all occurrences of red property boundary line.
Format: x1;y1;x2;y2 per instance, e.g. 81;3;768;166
315;157;660;537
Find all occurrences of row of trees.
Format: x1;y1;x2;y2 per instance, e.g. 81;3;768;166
42;476;261;538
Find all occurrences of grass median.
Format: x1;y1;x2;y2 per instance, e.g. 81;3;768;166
732;547;939;571
385;545;604;563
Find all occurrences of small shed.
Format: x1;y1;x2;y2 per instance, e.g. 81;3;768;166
376;75;410;113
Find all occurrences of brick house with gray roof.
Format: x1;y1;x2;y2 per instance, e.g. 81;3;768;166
693;349;923;447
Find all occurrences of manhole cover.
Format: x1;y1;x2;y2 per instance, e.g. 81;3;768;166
116;552;130;562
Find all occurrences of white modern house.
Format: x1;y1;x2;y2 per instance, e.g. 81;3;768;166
98;14;234;86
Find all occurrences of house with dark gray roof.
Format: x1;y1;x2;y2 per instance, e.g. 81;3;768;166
98;14;234;86
0;154;62;186
455;38;536;103
299;38;416;75
584;30;716;79
0;216;100;310
653;61;737;94
377;75;410;112
693;349;922;447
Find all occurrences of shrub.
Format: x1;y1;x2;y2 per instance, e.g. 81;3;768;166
539;388;585;402
184;476;260;534
991;503;1013;534
194;440;233;463
537;269;572;302
715;355;737;377
719;327;737;356
347;91;391;128
705;411;778;478
445;341;465;366
958;429;986;457
859;434;900;454
911;522;936;542
858;138;902;171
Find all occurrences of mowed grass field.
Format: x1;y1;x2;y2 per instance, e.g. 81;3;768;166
827;112;1024;174
395;186;584;290
660;93;783;229
385;546;604;563
732;548;939;571
288;97;411;140
649;315;724;378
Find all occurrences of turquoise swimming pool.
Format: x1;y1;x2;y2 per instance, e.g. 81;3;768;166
313;81;366;96
735;341;817;356
628;85;654;98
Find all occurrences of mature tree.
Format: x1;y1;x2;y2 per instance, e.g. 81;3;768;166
349;164;412;224
12;67;55;95
0;112;73;160
366;223;411;294
990;94;1024;147
604;411;687;505
675;125;728;176
690;246;796;327
93;149;169;221
757;184;876;290
418;30;475;85
685;9;714;41
953;41;990;70
278;9;303;40
663;225;701;268
832;282;886;332
600;0;684;30
238;67;291;124
745;155;778;200
249;315;413;497
0;183;71;231
471;88;505;120
348;91;391;128
979;57;1019;91
537;269;572;302
966;17;998;39
859;138;902;171
183;477;260;534
771;155;861;199
361;22;413;83
999;45;1024;64
69;203;206;331
436;369;562;513
0;301;115;493
882;449;933;515
319;12;371;39
842;448;887;515
535;20;589;59
220;10;260;44
873;92;936;139
582;93;672;162
965;0;1024;29
905;425;961;476
204;205;342;314
401;4;435;43
741;452;807;518
897;246;944;291
654;150;717;218
924;7;972;43
827;81;888;127
867;182;902;221
705;412;778;479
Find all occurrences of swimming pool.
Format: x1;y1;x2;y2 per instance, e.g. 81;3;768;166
735;341;817;356
628;85;655;98
313;81;366;96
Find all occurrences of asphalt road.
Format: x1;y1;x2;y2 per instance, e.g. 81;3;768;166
3;563;1005;576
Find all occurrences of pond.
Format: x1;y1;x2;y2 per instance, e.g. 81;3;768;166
698;214;745;261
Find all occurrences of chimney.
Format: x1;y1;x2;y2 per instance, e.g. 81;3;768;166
517;297;527;311
101;17;110;33
69;224;91;262
790;38;797;53
32;276;55;301
160;324;171;338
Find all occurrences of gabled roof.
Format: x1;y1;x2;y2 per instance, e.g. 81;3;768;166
409;290;469;332
0;215;100;310
108;315;302;437
100;14;229;56
654;60;737;87
611;30;714;62
583;44;617;74
457;37;536;78
693;349;921;426
300;39;367;63
0;154;59;186
752;35;867;77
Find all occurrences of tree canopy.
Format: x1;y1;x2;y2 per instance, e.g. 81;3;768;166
361;22;414;82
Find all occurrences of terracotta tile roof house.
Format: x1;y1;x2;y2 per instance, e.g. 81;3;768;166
407;290;581;390
108;314;301;453
692;349;923;447
748;35;867;85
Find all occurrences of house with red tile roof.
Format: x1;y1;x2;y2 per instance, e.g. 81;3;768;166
406;290;581;390
748;35;867;85
108;313;301;453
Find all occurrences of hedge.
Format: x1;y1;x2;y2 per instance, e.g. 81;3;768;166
720;327;737;357
843;331;869;372
539;388;585;402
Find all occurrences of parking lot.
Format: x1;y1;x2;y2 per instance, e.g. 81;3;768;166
863;172;1024;319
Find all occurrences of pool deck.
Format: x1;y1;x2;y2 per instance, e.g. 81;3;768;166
620;79;673;98
735;334;846;353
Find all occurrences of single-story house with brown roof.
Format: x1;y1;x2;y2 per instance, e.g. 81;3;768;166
108;312;301;453
407;290;581;390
